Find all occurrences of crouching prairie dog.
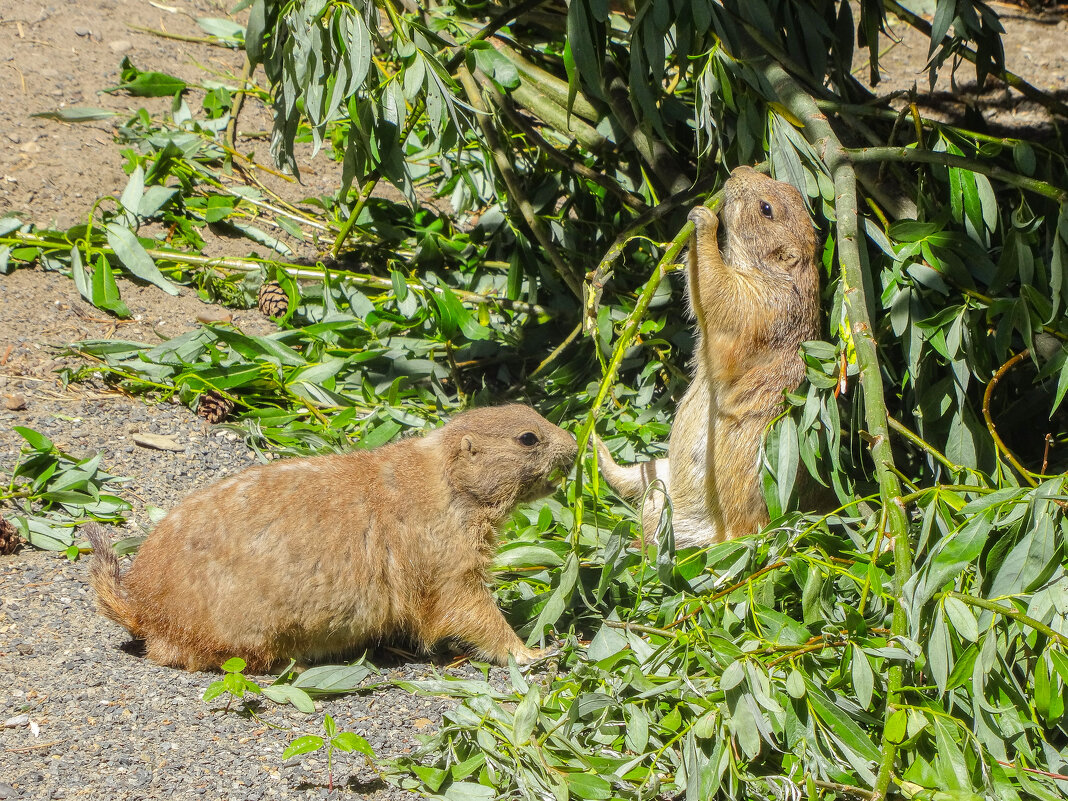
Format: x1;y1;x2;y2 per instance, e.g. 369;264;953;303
599;166;819;546
86;405;577;672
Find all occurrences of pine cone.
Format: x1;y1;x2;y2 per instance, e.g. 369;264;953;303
0;518;22;556
258;281;289;319
196;390;235;424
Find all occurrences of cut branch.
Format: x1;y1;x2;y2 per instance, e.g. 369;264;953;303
758;57;910;801
847;147;1067;203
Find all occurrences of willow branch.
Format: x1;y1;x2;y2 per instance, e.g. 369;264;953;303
943;591;1068;648
482;78;631;205
583;173;720;332
758;58;909;801
575;223;692;540
2;232;551;317
457;65;584;299
846;147;1067;203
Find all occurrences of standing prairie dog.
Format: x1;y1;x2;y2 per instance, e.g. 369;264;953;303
87;405;577;672
599;166;819;546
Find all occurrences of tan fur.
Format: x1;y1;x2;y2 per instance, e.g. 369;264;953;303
599;166;819;546
86;405;577;672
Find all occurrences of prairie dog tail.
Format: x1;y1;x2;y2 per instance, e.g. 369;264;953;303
594;436;670;501
84;523;140;636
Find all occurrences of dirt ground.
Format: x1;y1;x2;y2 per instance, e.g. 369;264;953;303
0;1;1066;799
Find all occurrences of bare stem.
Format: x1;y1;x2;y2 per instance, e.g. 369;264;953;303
982;349;1038;488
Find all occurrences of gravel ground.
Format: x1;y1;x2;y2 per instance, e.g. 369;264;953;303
0;269;492;801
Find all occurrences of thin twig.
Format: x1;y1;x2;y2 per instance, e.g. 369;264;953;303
604;620;675;639
225;57;255;152
528;322;582;379
982;350;1038;488
126;24;236;47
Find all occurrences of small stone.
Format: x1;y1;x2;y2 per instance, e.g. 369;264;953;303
74;26;91;37
4;393;27;411
0;783;16;799
108;39;132;53
6;133;20;144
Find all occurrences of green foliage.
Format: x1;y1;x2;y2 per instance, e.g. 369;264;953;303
381;478;1068;800
202;657;376;714
0;426;131;558
202;657;267;709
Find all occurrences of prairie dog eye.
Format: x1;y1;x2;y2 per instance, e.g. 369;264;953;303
517;432;540;447
759;201;774;219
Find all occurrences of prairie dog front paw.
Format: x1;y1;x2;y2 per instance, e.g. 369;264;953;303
687;205;719;232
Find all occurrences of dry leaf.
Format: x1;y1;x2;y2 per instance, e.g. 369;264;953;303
132;433;184;452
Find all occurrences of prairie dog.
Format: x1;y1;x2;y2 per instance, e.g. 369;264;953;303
87;405;577;672
599;166;819;546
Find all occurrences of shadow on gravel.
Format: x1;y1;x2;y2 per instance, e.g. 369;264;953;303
292;777;390;793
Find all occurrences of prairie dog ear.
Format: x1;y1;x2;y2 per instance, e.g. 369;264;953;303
461;435;478;458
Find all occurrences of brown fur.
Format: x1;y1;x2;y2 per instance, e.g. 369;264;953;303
599;166;819;546
86;405;577;672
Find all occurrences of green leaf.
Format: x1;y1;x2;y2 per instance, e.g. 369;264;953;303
885;709;907;744
720;660;745;691
563;772;612;800
331;731;374;757
443;781;495;801
929;607;951;696
30;106;119;122
785;669;806;699
290;662;374;695
262;684;316;713
13;426;54;452
851;645;875;709
221;657;247;673
943;596;978;642
202;680;227;702
90;255;131;318
527;551;578;642
196;16;245;41
282;735;324;760
105;223;179;296
511;686;540;744
105;59;188;96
